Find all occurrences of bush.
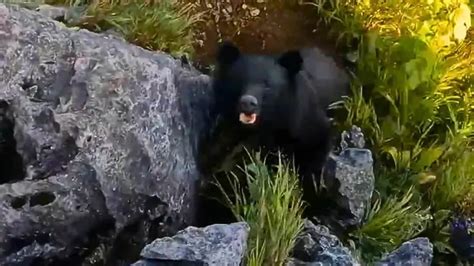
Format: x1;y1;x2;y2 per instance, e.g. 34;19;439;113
215;151;305;266
310;0;473;262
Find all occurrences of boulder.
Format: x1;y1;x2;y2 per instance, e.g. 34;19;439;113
319;147;375;229
288;219;360;266
134;222;249;266
0;3;211;265
374;237;433;266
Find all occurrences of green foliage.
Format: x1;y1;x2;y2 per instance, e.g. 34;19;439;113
311;0;473;262
351;187;432;262
45;0;86;6
429;150;474;213
47;0;202;57
427;209;456;256
215;151;305;266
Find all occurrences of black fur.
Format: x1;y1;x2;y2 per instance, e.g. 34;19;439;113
211;42;338;213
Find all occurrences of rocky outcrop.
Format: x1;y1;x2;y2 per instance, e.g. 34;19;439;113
0;3;211;265
287;219;360;266
375;237;433;266
314;126;374;231
134;222;249;266
321;147;375;228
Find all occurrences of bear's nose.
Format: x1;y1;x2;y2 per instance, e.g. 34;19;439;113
239;95;258;114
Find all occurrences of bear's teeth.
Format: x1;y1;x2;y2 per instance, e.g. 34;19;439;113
239;113;257;124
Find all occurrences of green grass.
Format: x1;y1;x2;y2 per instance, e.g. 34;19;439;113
429;148;474;213
351;186;432;262
215;150;305;266
46;0;202;57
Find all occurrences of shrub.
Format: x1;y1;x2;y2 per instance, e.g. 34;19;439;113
310;0;473;262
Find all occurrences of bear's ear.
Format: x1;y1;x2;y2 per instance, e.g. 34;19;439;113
277;50;303;78
216;41;241;67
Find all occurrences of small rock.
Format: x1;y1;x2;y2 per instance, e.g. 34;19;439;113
321;148;375;228
249;8;260;17
138;222;250;266
36;4;67;21
288;220;360;266
375;237;433;266
340;125;366;151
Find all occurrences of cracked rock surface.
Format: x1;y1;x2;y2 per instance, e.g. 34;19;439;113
134;222;250;266
0;4;212;264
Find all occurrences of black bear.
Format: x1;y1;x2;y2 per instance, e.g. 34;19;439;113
208;41;350;216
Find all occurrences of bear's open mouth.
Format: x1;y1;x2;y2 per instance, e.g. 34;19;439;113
239;113;257;124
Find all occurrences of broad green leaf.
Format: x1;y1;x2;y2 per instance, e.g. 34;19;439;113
405;59;424;90
381;118;398;140
414;147;444;170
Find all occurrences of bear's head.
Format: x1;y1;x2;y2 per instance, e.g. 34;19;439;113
215;42;304;127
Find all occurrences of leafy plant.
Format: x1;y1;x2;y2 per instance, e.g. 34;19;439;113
310;0;473;262
214;150;305;266
351;186;432;262
429;150;474;213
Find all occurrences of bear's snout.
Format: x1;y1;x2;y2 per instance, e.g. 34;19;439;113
238;95;259;115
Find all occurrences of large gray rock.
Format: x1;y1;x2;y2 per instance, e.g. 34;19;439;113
320;147;375;228
375;237;433;266
288;220;360;266
135;222;249;266
0;3;211;265
0;162;111;264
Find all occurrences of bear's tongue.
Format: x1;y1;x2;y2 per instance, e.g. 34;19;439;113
239;113;257;124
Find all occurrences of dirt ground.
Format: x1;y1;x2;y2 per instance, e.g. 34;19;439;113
187;0;345;67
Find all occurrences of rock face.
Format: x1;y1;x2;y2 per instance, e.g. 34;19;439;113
375;237;433;266
0;3;211;265
134;222;250;266
288;219;360;266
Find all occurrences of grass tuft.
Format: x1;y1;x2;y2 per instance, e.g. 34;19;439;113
351;186;432;262
214;150;305;266
46;0;202;57
429;150;474;214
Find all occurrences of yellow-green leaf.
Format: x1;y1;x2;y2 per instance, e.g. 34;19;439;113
414;147;444;170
